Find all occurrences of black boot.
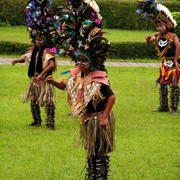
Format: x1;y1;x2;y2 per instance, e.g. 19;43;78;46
29;101;42;126
154;84;169;112
170;86;179;115
86;156;97;180
45;103;55;130
96;156;110;180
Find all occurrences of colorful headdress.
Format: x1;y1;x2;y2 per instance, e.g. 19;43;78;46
53;0;111;70
25;0;57;78
136;0;177;29
25;0;56;46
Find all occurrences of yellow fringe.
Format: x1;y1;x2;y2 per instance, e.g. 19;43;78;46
79;111;115;157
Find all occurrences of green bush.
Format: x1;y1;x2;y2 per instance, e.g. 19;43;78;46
0;0;26;26
100;1;180;30
172;12;180;38
99;1;153;30
0;0;179;30
0;41;30;55
111;42;155;59
0;41;156;60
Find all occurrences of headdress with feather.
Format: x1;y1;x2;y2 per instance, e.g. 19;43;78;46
24;0;56;78
25;0;56;46
53;0;111;71
136;0;177;29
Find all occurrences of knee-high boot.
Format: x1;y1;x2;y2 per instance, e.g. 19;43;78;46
96;156;110;180
29;101;42;126
45;103;55;130
170;86;179;115
86;155;97;180
155;84;169;112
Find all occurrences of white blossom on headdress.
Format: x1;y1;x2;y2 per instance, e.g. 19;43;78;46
136;0;177;28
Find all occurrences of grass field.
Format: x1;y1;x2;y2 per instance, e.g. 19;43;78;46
0;65;179;179
97;0;179;2
0;26;154;44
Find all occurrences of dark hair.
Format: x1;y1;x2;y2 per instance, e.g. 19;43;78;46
28;45;46;77
170;28;175;33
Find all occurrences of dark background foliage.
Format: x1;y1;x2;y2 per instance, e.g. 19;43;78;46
0;0;179;59
0;0;179;30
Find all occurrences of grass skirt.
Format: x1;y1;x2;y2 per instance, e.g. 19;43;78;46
22;80;55;106
80;111;115;157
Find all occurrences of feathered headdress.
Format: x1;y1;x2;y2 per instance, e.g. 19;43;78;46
25;0;56;46
25;0;57;78
136;0;177;29
53;0;111;70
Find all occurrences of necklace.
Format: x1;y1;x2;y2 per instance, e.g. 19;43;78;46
158;39;168;47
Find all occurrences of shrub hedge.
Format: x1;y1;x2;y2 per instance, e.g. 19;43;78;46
111;42;155;59
172;12;180;38
0;0;179;31
0;41;156;60
99;1;180;30
0;0;179;59
0;42;30;55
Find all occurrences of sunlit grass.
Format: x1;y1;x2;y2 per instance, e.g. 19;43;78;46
0;26;154;44
97;0;179;2
104;29;154;42
0;26;31;44
0;65;179;179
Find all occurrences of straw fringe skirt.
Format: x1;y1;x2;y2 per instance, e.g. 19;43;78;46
80;111;115;157
22;80;55;106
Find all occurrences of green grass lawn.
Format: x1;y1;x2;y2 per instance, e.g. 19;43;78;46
0;26;31;44
0;26;154;44
0;65;179;179
97;0;179;2
104;29;154;43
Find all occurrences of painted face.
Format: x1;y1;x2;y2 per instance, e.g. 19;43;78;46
156;23;167;33
76;55;90;70
35;36;45;47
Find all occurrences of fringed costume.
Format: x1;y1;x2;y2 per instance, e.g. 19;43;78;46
22;50;57;129
136;0;180;114
22;51;56;106
50;0;116;178
12;0;58;129
155;32;179;86
155;32;180;112
67;68;115;179
67;69;115;156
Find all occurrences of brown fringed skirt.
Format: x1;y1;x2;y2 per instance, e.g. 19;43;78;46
80;111;115;157
22;80;55;106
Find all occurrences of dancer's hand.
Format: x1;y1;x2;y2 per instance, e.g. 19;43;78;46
145;35;152;44
100;116;108;128
36;74;43;80
46;75;54;83
11;60;17;65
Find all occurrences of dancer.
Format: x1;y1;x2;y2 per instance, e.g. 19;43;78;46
12;34;57;129
47;49;116;179
136;0;180;115
12;0;57;129
48;0;116;178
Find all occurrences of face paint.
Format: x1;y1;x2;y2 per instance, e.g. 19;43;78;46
76;56;90;66
35;39;45;43
35;36;45;47
76;61;90;66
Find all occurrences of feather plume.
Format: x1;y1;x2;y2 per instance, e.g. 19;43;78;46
83;0;102;20
157;3;177;28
